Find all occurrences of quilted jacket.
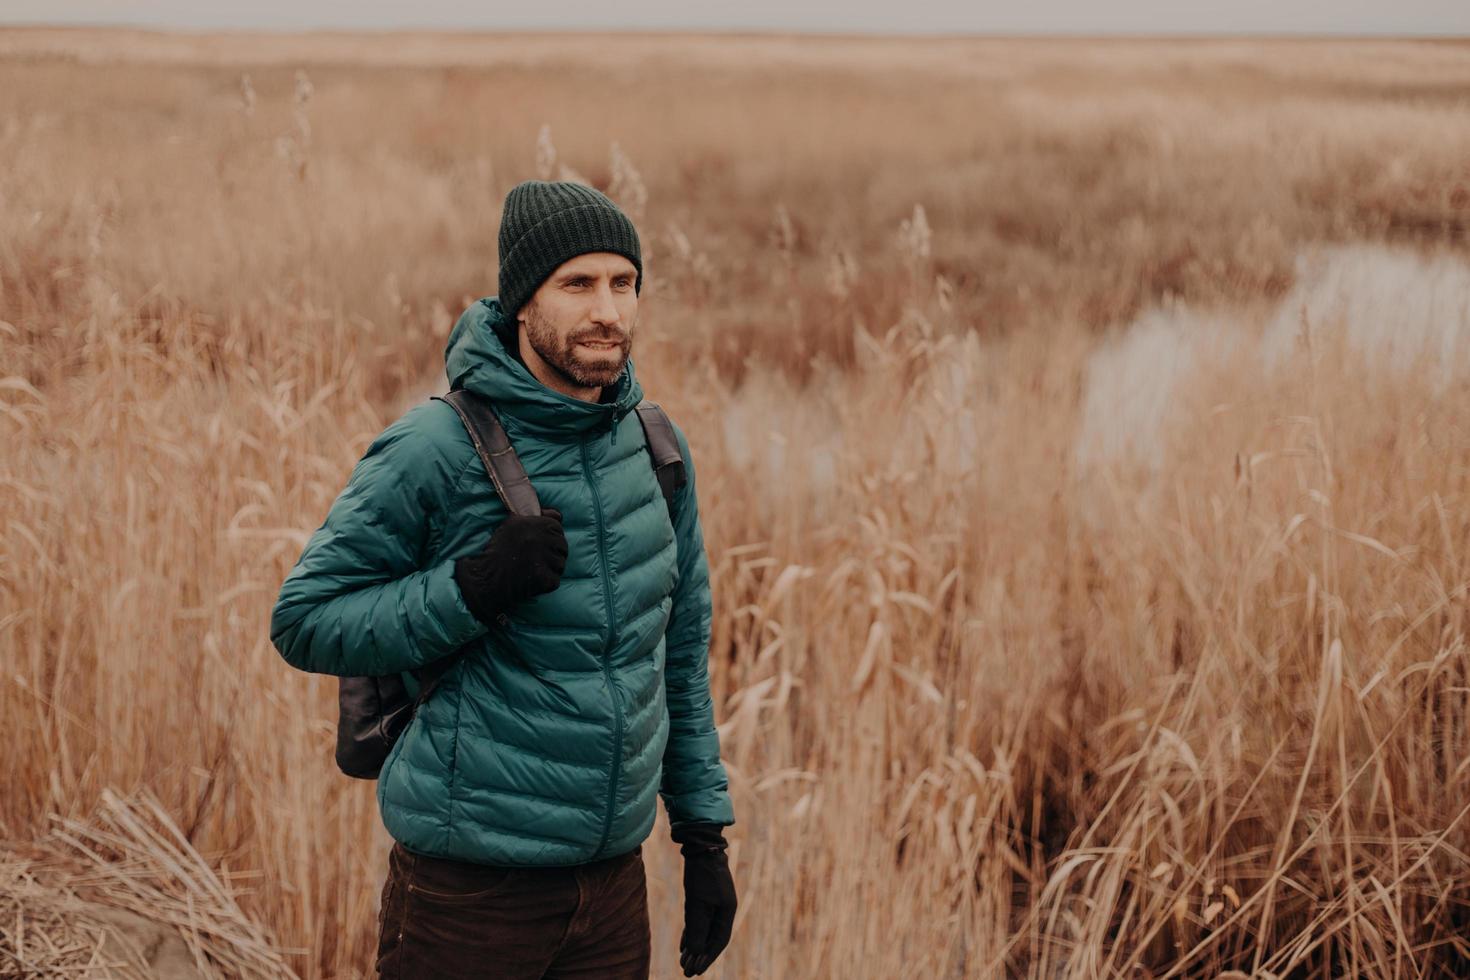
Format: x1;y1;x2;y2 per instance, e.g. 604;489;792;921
269;295;736;867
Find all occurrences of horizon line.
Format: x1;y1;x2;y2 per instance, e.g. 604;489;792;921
2;21;1467;41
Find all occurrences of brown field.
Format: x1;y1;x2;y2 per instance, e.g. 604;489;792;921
4;26;1470;978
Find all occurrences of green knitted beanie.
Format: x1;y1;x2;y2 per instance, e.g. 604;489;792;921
496;180;643;321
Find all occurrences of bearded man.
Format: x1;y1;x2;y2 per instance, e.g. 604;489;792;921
271;180;738;979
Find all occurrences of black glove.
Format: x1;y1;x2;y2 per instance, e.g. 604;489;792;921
453;507;567;626
671;822;736;977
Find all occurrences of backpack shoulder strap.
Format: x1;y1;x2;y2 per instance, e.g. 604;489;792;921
634;400;687;517
432;388;542;517
411;388;540;705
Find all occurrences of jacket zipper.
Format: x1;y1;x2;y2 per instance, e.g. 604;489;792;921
582;436;622;860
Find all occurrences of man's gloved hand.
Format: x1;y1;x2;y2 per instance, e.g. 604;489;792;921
453;508;567;626
670;822;737;977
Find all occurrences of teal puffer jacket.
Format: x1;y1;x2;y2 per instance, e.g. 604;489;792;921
270;296;735;867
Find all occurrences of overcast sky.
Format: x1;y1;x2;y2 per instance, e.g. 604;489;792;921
4;0;1468;35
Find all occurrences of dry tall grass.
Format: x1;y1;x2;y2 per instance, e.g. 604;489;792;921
3;27;1470;978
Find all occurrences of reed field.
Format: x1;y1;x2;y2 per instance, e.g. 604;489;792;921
5;27;1470;978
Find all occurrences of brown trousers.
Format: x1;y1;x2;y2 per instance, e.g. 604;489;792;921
375;840;651;979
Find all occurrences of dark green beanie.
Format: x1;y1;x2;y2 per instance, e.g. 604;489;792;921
497;180;643;321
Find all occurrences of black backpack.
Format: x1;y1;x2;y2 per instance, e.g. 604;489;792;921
333;386;687;780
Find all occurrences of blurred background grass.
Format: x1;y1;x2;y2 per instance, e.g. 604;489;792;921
3;28;1470;978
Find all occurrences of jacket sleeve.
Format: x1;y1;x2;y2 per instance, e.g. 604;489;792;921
659;421;737;832
269;402;488;677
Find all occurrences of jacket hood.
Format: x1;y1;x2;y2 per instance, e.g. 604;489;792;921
444;296;644;440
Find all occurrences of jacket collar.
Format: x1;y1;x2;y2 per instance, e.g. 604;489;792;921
444;296;643;440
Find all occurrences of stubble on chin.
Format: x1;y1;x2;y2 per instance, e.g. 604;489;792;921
523;305;630;389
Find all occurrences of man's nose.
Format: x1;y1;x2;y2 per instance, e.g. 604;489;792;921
589;281;620;324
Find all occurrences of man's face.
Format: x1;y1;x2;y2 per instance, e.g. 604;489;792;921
519;252;639;392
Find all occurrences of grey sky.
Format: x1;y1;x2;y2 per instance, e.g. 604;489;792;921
4;0;1468;35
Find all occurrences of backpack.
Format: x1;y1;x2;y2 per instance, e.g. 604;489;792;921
333;386;687;780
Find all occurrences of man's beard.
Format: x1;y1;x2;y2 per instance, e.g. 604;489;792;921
523;302;632;390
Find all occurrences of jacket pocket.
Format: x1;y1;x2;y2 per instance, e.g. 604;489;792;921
440;659;469;849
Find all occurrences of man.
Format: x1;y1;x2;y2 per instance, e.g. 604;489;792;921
269;180;738;979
